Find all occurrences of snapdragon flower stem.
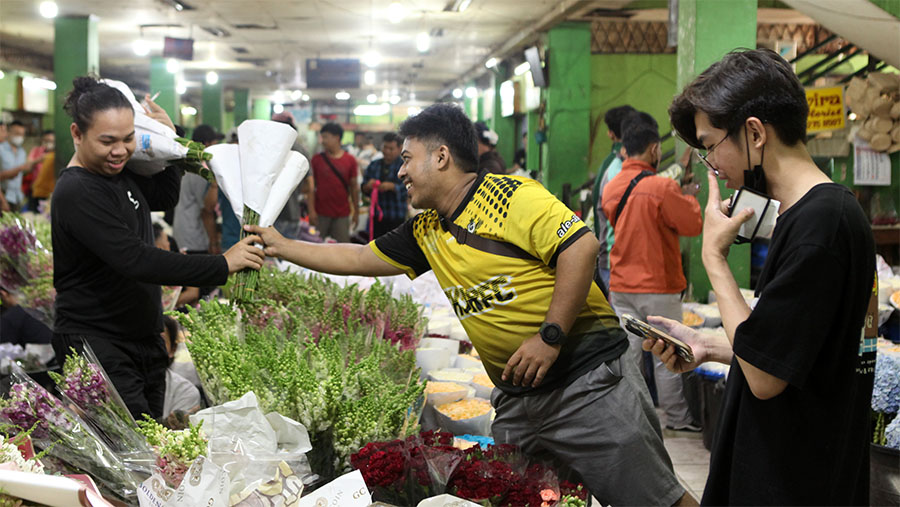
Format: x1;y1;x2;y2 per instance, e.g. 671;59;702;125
234;206;260;303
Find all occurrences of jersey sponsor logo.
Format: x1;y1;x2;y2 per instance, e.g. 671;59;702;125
127;190;140;210
467;217;484;234
557;214;581;238
444;275;517;320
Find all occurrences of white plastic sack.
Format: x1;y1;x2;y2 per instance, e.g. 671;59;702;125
137;455;230;507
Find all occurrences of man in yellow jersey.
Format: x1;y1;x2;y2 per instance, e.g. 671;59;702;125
246;103;688;506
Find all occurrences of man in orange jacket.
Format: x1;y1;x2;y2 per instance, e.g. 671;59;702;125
601;111;702;431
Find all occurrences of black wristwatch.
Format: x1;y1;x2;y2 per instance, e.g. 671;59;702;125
539;322;566;346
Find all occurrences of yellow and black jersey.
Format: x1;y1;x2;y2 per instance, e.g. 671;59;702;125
371;172;627;395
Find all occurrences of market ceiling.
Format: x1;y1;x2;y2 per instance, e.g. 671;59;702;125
0;0;637;104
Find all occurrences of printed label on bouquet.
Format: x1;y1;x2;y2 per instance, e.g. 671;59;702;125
138;456;229;507
297;470;370;507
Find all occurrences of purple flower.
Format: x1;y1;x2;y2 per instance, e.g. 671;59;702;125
62;364;109;407
0;381;74;439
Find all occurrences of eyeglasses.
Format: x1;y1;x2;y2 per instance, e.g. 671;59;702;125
697;133;729;175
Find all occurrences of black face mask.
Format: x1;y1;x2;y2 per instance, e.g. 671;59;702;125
743;128;768;195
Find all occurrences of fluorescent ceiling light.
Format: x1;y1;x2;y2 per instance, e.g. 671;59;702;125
335;91;351;100
133;39;151;56
273;103;284;114
465;86;477;99
514;61;530;76
485;57;498;69
367;93;377;103
176;82;187;95
416;32;430;53
354;103;390;116
364;70;376;86
387;2;406;23
390;95;401;105
290;90;303;101
454;0;473;12
181;105;197;116
363;50;381;68
452;88;463;99
301;94;310;102
205;71;219;85
166;58;180;74
22;77;57;90
39;1;58;19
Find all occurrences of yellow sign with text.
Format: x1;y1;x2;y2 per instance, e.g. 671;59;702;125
806;86;845;133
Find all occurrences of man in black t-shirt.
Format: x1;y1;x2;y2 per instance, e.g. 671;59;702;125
643;49;876;505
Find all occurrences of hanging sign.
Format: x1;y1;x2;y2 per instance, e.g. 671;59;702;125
806;86;846;133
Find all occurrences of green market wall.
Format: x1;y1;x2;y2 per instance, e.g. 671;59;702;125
590;54;678;172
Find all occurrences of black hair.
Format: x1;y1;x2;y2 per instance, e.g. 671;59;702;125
8;120;25;129
398;103;479;173
382;132;403;147
162;315;180;364
320;122;343;139
63;76;133;133
604;105;637;140
669;48;808;149
621;111;660;156
41;129;54;137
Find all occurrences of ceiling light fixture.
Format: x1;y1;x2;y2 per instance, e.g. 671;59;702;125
367;93;377;103
301;94;310;102
452;88;463;99
409;91;416;101
290;90;303;101
416;32;431;53
364;69;376;86
465;86;477;99
449;0;473;13
132;39;151;56
166;58;180;73
363;50;382;68
387;1;406;23
390;95;401;105
354;103;390;116
273;103;285;114
176;82;187;95
514;61;530;76
205;71;219;85
335;91;351;101
181;105;197;116
22;77;57;90
484;57;498;69
39;1;58;19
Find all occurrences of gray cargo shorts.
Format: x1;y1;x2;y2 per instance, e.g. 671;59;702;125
491;354;684;506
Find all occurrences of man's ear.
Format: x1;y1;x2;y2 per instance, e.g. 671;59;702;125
745;116;767;148
435;145;451;171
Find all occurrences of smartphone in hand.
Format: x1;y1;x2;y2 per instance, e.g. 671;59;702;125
622;314;695;363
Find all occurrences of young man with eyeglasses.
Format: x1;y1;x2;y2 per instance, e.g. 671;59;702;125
644;48;876;504
601;111;703;432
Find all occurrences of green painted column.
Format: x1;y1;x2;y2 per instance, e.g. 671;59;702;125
234;89;250;125
252;98;271;120
201;81;223;132
677;0;757;300
53;16;98;175
544;22;592;201
491;63;516;170
149;57;178;122
526;110;540;173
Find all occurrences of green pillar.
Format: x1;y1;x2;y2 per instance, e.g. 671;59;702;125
526;111;540;173
234;89;250;125
544;22;592;201
149;57;178;122
53;16;98;175
201;81;223;132
677;0;757;300
491;63;516;170
252;98;271;120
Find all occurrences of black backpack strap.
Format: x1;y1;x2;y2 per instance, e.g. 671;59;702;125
321;152;350;192
613;170;654;226
441;217;538;262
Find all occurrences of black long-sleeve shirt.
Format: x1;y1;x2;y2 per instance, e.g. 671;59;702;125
51;166;228;340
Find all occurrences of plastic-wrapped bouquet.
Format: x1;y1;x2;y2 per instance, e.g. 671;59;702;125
137;416;207;488
49;348;153;460
206;120;309;302
872;344;899;446
0;365;140;502
0;214;55;329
